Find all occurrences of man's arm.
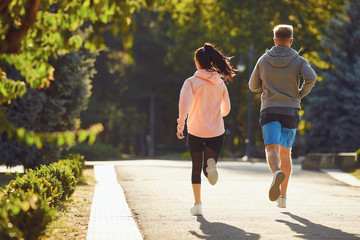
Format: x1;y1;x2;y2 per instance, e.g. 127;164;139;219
248;59;263;92
299;57;317;98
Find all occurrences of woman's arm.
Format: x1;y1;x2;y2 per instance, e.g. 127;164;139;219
177;79;193;139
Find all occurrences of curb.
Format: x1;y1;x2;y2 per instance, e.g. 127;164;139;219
321;169;360;187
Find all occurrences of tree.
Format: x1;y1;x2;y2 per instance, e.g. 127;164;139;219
305;0;360;153
81;9;175;155
0;48;97;168
164;0;345;156
0;0;160;150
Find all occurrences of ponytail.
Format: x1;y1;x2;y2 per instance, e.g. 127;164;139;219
195;43;236;83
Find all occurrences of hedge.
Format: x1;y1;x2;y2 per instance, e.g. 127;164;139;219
0;154;86;239
67;143;122;161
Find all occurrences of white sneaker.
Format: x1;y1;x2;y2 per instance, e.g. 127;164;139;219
269;170;285;201
190;204;202;216
207;158;218;185
277;195;287;208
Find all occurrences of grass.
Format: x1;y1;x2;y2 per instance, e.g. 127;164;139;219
349;168;360;180
40;167;96;240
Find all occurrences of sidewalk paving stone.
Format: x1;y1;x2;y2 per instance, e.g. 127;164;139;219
86;164;143;240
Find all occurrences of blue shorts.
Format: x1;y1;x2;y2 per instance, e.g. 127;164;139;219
259;113;300;149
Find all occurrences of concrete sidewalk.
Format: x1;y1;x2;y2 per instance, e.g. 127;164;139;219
86;164;142;240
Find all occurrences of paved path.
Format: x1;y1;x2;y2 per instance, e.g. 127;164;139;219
114;160;360;240
87;164;142;240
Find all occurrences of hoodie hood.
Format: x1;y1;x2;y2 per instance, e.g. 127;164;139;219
194;69;223;84
264;46;299;68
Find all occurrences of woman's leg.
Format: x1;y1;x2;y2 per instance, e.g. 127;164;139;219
203;134;224;177
188;134;204;204
203;146;219;177
189;151;203;204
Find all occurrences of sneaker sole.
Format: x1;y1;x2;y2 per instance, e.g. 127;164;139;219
207;158;218;185
269;171;285;201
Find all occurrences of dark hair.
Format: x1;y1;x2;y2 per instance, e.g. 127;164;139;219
195;43;236;83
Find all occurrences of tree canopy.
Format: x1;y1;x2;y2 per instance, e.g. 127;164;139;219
0;0;159;150
305;0;360;153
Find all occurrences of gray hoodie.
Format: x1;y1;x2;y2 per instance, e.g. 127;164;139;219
249;46;317;112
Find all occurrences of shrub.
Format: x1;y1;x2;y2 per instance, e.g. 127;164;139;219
67;143;122;161
356;148;360;164
55;154;85;180
34;164;76;201
181;151;191;159
0;219;20;240
3;170;63;208
0;190;55;240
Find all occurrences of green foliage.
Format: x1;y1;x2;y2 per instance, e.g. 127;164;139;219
0;48;103;168
163;0;345;156
0;70;27;105
305;0;360;153
68;143;122;161
55;154;86;180
0;190;55;240
34;164;76;201
4;170;63;208
0;154;84;239
356;149;360;164
84;1;345;157
0;217;21;240
0;0;156;149
81;10;176;155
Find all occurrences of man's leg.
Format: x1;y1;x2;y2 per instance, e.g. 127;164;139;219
279;146;292;195
266;143;280;173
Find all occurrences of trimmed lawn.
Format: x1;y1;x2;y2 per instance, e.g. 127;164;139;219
40;167;96;240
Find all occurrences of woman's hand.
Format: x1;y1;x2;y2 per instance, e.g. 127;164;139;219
177;131;185;139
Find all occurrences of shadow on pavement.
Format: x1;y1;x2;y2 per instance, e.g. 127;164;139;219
189;216;260;240
276;212;359;240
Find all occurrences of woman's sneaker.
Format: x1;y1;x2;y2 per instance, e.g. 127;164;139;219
207;158;218;185
277;195;287;208
190;204;202;216
269;170;285;201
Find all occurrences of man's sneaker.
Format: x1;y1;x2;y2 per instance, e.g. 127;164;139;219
207;158;218;185
269;170;285;201
190;204;202;216
277;195;287;208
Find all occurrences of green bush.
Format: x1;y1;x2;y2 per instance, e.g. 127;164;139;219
356;148;360;164
55;154;85;180
0;190;55;240
34;164;76;201
67;143;122;161
3;171;63;208
0;219;20;240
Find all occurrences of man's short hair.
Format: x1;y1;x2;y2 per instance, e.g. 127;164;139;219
273;24;293;39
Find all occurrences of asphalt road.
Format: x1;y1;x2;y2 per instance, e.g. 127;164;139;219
115;160;360;240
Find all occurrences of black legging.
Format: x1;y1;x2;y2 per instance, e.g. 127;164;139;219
188;134;224;184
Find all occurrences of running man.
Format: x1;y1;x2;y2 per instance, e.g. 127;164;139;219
249;25;317;208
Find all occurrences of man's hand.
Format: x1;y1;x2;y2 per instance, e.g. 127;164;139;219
177;131;185;139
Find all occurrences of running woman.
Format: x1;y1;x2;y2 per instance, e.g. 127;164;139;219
177;43;235;216
249;25;317;208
